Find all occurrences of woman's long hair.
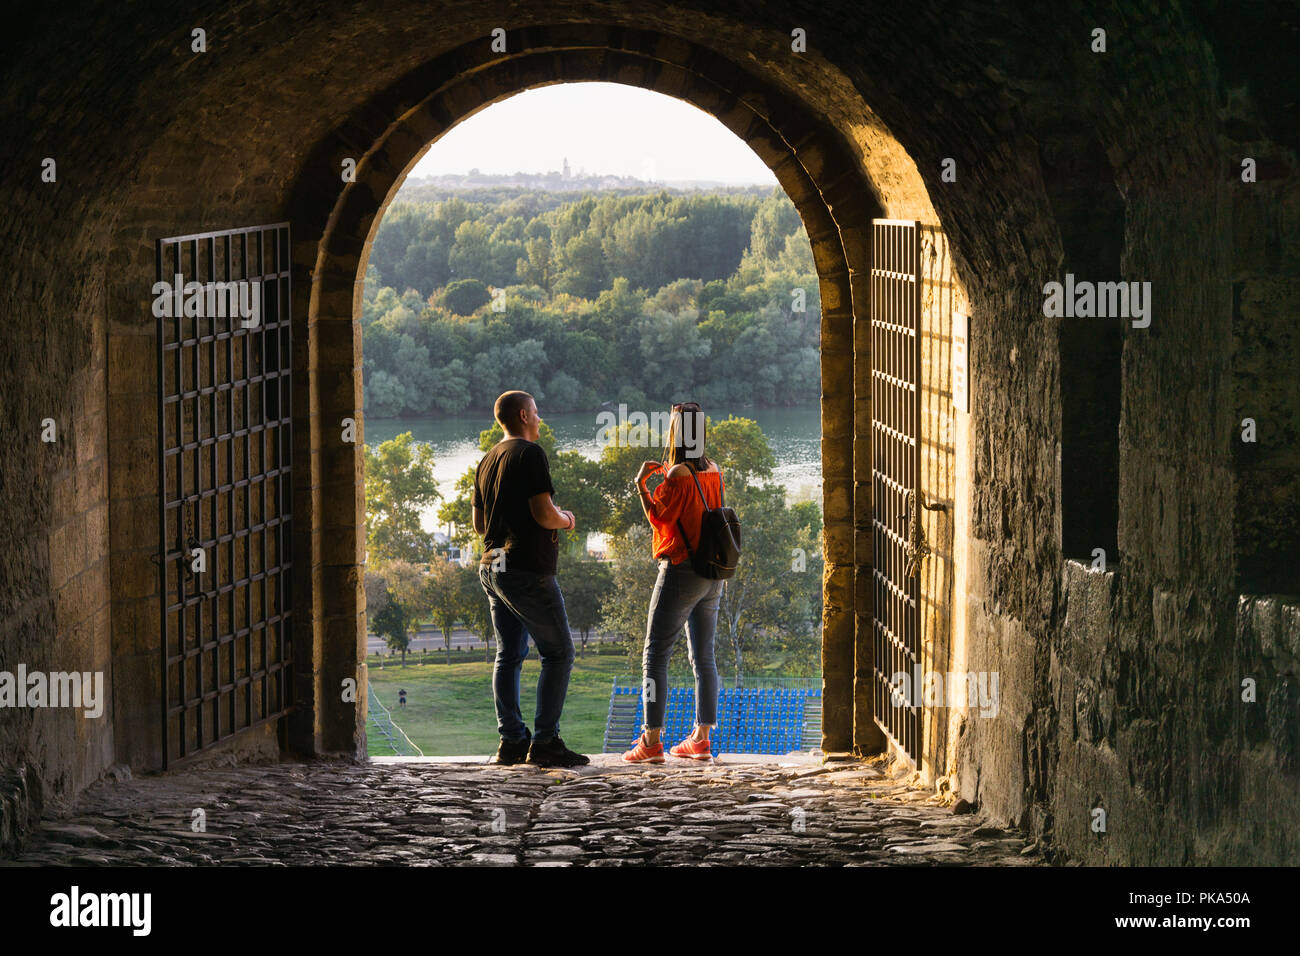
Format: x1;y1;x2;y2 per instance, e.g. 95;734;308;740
663;402;713;471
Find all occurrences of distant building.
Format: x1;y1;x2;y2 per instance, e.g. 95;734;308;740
445;546;474;567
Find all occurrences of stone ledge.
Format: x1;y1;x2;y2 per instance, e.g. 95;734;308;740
0;766;39;858
1237;593;1300;672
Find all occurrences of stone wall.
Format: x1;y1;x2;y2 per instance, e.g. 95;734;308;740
1;61;116;850
947;3;1300;864
1;0;1296;864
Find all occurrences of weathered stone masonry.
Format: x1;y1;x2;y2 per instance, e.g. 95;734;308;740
1;1;1296;864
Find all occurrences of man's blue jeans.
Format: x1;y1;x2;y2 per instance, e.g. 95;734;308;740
642;558;723;731
479;566;575;742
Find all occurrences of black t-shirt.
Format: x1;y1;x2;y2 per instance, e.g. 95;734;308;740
473;438;558;574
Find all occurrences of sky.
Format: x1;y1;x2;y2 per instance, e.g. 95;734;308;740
408;82;778;186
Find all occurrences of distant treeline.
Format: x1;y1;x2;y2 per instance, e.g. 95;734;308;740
362;187;821;417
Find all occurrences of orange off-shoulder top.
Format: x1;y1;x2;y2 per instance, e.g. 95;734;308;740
639;465;726;565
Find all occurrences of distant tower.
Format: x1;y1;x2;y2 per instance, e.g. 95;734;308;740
562;157;570;179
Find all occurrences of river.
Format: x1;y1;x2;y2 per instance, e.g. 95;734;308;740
363;403;822;531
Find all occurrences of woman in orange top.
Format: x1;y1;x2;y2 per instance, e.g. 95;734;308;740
623;402;725;763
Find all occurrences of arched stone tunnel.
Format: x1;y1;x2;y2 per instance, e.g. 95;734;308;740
2;1;1297;866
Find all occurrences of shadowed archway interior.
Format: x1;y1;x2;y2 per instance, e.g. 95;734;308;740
286;26;924;768
5;0;1294;866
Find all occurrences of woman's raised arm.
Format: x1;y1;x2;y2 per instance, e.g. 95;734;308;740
635;461;668;522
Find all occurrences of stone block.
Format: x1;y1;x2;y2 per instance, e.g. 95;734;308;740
47;513;85;592
107;436;156;501
76;458;107;515
318;522;363;568
107;335;154;396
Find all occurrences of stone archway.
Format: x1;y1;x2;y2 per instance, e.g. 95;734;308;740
13;0;1282;866
89;16;977;786
281;24;964;763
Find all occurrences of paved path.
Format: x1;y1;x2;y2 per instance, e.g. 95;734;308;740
4;756;1046;866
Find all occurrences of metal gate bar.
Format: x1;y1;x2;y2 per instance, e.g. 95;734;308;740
155;223;294;767
870;219;922;765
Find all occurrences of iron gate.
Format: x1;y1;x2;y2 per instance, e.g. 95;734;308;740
155;223;294;766
870;218;922;765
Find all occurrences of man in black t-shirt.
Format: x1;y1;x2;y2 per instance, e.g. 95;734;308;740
472;390;589;768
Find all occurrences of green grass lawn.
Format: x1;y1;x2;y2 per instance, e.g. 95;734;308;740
367;650;631;756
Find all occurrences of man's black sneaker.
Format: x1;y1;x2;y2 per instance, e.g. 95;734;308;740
526;736;590;768
490;732;531;766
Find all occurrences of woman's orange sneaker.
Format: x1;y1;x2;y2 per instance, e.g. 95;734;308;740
622;733;665;763
669;735;713;760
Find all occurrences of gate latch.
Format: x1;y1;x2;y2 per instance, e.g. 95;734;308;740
904;490;947;578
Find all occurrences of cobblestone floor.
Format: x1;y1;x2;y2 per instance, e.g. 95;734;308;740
5;755;1047;866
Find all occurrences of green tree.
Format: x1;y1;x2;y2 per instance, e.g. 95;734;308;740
706;416;776;488
364;568;391;618
644;278;702;315
748;189;802;262
469;340;548;409
543;371;583;412
425;557;462;664
551;331;612;401
550;450;608;553
564;558;614;657
714;484;819;683
774;227;816;274
382;560;430;666
590;276;644;335
370;595;411;664
636;307;711;397
437;469;477;549
439;278;491;315
364;434;440;565
361;187;822;416
429;358;472;414
594;421;665;536
555;229;606;299
516;235;554;292
456;563;494;662
781;499;824;673
598;525;659;650
364;368;409;418
448;220;495;283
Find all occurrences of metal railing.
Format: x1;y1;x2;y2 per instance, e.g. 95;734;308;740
366;685;424;756
612;674;821;690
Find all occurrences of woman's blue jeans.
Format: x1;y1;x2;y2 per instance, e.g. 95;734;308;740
642;558;723;731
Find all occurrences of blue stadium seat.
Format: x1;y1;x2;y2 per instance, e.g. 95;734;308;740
603;683;822;754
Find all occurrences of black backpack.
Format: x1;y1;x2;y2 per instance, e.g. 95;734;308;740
676;465;742;580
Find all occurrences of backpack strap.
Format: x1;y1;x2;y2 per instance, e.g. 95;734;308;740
687;465;708;508
676;465;720;560
676;515;695;560
684;462;727;504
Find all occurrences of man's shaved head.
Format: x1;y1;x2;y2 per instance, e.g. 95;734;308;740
495;390;534;432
